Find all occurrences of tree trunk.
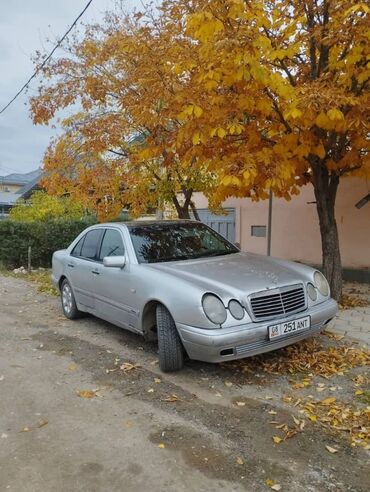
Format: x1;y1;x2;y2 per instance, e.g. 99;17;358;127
172;190;192;219
311;162;342;301
190;201;200;221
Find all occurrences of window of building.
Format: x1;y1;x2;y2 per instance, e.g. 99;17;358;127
251;225;267;237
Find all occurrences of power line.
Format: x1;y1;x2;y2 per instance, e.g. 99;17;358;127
0;0;93;116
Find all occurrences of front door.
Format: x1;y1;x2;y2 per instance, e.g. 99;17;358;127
94;228;138;331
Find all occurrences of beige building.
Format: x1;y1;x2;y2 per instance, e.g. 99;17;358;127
192;177;369;280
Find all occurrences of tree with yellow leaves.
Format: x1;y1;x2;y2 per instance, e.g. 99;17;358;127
166;0;369;300
30;0;369;299
10;190;86;222
30;10;215;221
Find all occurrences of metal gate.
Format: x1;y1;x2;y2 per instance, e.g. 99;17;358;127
193;208;236;243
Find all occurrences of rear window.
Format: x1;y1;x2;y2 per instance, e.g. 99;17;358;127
71;236;85;257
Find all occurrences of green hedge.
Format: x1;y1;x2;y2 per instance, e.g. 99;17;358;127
0;218;96;269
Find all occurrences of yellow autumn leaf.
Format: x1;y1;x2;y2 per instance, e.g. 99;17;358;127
68;362;77;371
193;105;203;117
290;108;302;119
236;456;244;465
158;443;165;449
315;112;331;129
77;390;97;399
217;127;226;138
321;397;336;405
273;436;283;444
221;175;233;186
308;415;318;422
327;108;344;121
230;176;241;186
355;390;364;395
315;143;326;159
192;132;201;145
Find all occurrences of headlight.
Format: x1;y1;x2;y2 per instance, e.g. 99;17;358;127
307;283;317;301
228;299;245;320
314;271;329;296
202;294;227;325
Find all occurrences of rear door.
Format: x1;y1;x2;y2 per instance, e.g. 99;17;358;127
67;228;104;310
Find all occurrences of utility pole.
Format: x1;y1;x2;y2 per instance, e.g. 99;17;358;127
267;188;273;256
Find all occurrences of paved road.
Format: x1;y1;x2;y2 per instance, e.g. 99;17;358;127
0;275;369;492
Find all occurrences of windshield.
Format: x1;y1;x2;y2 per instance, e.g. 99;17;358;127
129;222;239;263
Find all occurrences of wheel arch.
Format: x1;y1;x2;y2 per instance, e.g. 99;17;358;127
58;275;67;291
141;299;174;341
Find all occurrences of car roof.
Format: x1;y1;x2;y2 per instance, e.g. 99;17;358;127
97;219;199;228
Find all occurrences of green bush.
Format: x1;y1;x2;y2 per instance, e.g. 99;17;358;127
0;217;96;269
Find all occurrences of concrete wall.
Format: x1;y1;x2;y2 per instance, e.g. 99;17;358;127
192;177;370;270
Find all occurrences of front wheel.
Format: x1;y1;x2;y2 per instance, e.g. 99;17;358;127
61;279;82;319
156;305;184;372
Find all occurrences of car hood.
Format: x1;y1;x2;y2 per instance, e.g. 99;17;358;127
147;252;311;297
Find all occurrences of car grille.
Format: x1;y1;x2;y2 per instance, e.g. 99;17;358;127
249;284;306;320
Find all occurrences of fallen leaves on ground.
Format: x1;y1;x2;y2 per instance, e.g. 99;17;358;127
339;295;369;310
10;270;59;296
120;362;141;373
20;419;48;432
77;389;98;399
162;394;180;402
225;339;369;379
286;394;370;449
266;479;281;490
68;362;77;372
236;456;244;465
272;436;283;444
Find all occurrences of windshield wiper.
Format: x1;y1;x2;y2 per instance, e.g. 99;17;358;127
149;255;190;263
193;250;235;258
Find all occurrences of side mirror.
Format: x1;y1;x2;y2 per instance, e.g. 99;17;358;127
103;255;126;268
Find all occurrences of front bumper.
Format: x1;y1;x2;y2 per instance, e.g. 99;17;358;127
176;298;337;363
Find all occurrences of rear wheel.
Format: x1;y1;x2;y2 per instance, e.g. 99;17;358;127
156;305;184;372
61;279;82;319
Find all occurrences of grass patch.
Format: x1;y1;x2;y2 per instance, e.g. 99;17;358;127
0;268;58;296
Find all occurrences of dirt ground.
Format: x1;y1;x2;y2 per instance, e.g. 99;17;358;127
0;274;369;492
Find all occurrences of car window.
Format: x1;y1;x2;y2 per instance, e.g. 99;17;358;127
71;236;85;257
98;229;125;261
80;229;104;260
129;222;238;263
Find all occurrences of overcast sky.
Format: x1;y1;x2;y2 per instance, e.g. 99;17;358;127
0;0;141;176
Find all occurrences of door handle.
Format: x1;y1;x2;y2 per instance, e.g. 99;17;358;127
91;270;100;275
67;263;75;268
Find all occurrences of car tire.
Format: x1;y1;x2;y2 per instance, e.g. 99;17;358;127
61;279;82;320
156;304;184;372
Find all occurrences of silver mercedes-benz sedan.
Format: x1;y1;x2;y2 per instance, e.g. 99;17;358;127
52;220;337;371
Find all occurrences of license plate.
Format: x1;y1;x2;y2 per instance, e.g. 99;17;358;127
268;315;311;340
